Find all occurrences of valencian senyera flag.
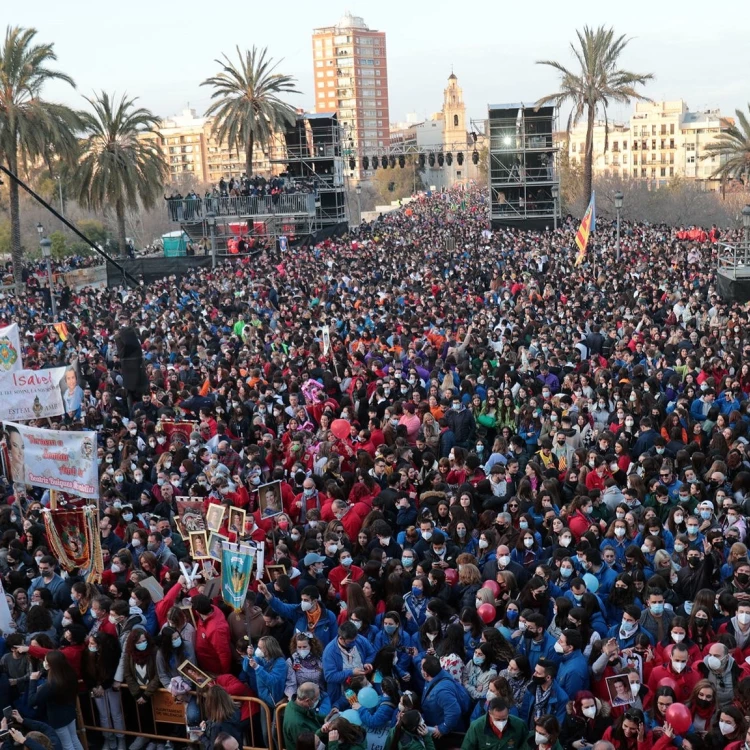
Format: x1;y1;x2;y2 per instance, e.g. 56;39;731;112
221;542;255;610
574;192;596;266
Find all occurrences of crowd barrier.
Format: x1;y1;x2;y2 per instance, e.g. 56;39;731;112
77;687;273;750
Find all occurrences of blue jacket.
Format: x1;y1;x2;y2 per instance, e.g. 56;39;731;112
240;656;286;708
588;563;617;602
421;670;470;735
267;596;339;646
606;623;655;650
142;602;158;636
557;649;590;696
403;592;428;629
517;631;559;671
322;635;376;707
519;680;569;728
357;696;398;729
373;628;412;678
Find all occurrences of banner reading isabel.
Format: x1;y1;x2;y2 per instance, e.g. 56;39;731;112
3;421;98;499
0;366;68;421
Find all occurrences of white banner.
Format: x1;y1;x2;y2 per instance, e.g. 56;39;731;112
0;366;68;421
0;324;22;372
4;421;98;499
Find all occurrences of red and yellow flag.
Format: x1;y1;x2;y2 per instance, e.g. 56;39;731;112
574;192;596;266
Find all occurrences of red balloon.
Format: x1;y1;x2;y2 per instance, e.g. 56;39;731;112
477;603;496;624
330;419;351;441
657;677;678;691
664;703;691;735
483;580;501;597
444;568;458;586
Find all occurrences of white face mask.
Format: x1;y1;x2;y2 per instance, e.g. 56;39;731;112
492;719;507;731
719;721;735;736
582;706;596;719
300;600;314;612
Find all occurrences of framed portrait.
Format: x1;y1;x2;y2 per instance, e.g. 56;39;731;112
227;507;246;538
258;481;283;519
207;532;228;562
189;530;210;560
176;499;207;535
266;564;286;582
606;674;635;707
206;504;225;534
177;659;212;689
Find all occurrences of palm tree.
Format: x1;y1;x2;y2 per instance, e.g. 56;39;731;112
536;26;654;203
701;104;750;184
0;26;81;287
73;92;168;257
202;46;300;177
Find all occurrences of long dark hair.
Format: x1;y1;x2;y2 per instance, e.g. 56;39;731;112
436;623;466;660
385;710;422;750
45;650;78;704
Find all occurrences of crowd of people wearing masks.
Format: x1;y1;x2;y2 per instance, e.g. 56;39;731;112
2;184;750;750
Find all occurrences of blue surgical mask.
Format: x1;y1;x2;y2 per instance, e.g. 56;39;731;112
351;620;362;631
341;557;353;567
700;511;711;520
650;603;665;615
172;637;182;649
411;587;422;598
384;624;398;635
560;567;573;579
519;520;528;530
135;641;148;651
402;557;414;568
472;655;485;666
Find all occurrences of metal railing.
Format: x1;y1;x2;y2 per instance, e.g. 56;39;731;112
718;241;750;279
78;687;273;750
166;194;317;222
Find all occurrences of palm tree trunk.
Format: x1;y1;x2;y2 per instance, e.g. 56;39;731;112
583;104;596;204
116;199;127;258
245;133;254;177
6;149;24;291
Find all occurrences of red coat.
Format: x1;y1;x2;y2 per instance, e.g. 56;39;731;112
568;509;591;541
645;663;699;706
194;605;232;675
329;563;365;594
320;496;372;539
30;643;85;679
602;726;653;750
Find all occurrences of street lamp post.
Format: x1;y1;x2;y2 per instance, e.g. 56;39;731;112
37;224;57;320
615;191;624;262
551;184;559;231
355;184;362;226
206;212;217;269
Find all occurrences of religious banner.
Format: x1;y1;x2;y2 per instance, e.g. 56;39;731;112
221;542;255;611
0;366;68;421
4;422;98;498
0;324;21;373
42;506;104;581
160;420;199;445
176;498;207;534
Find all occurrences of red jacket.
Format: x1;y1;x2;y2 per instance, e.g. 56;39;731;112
30;643;85;679
194;605;232;675
321;496;372;539
645;663;699;706
568;509;591;541
328;563;365;594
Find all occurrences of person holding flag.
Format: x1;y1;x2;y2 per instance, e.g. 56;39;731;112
575;192;596;266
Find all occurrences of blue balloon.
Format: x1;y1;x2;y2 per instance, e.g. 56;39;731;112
583;573;599;593
357;686;379;709
340;709;363;726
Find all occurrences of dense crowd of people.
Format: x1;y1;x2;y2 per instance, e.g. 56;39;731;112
3;184;750;750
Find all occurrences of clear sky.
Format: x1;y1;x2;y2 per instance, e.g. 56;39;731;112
12;0;750;128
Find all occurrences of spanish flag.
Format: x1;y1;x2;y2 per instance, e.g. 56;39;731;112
574;192;596;266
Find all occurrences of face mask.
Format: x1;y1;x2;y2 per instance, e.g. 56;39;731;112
172;637;182;649
519;520;528;530
433;547;446;557
674;514;684;525
300;601;314;612
379;537;391;547
739;612;750;625
291;533;301;542
671;660;686;673
616;512;625;520
671;632;685;643
650;603;664;615
297;648;310;659
475;598;483;609
402;557;414;568
476;538;489;550
499;555;510;567
559;536;571;548
384;624;398;635
621;620;636;633
129;596;138;608
88;645;98;653
700;510;711;520
421;530;432;541
615;527;626;538
535;733;549;746
687;525;699;535
705;655;723;671
135;641;148;651
524;538;534;549
62;617;72;627
553;641;565;654
341;556;353;567
630;682;641;695
674;543;684;553
719;721;735;736
641;544;651;555
492;720;507;731
109;614;119;625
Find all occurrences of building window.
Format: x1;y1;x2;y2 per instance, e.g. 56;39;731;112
670;167;674;176
670;124;675;134
660;168;666;177
652;140;656;150
453;114;459;127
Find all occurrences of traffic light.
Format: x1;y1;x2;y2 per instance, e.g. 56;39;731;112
472;150;479;165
